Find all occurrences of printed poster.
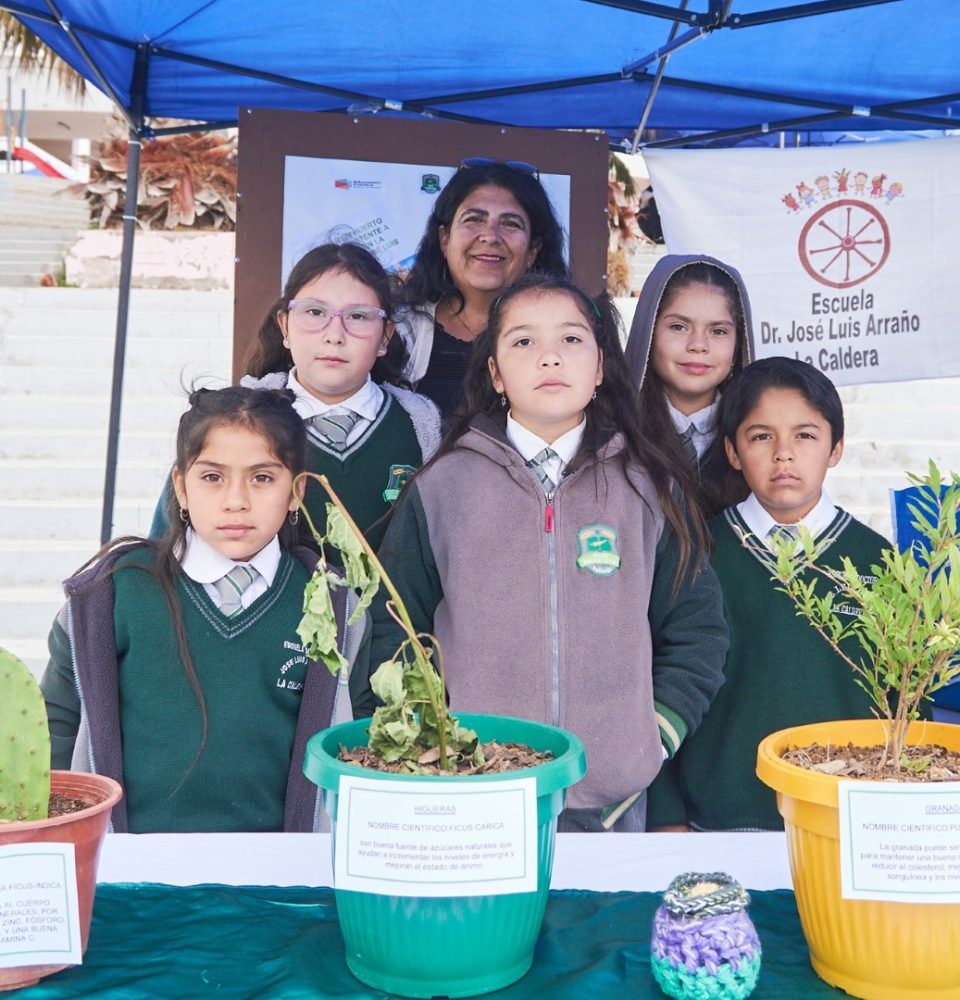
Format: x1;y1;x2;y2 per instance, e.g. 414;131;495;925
282;157;571;289
644;136;960;386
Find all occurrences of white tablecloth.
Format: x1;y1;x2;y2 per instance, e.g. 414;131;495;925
97;831;792;891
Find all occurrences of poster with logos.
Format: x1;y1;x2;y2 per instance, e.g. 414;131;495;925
233;111;608;378
644;136;960;385
281;156;571;287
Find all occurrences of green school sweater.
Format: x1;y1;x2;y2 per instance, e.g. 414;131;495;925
115;550;312;833
303;392;422;549
647;507;887;832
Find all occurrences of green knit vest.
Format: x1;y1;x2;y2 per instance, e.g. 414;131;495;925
113;550;312;833
303;393;422;548
647;508;888;832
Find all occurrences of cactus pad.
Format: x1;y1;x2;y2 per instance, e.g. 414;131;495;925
0;647;51;822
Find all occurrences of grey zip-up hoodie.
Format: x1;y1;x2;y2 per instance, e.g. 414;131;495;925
372;416;728;812
623;254;756;388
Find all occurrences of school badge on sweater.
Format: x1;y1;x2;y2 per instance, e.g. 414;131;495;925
575;524;621;576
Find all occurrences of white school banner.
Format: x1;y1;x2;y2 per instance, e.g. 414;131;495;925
645;136;960;386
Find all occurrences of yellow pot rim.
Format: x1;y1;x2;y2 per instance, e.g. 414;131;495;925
756;718;960;808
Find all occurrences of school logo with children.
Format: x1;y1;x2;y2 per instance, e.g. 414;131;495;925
779;165;904;289
575;524;621;577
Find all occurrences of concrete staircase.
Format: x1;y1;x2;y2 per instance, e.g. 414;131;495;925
0;173;91;286
0;287;232;677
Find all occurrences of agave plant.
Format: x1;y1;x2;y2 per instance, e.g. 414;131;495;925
77;119;237;231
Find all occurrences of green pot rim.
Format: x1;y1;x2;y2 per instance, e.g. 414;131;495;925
304;712;587;795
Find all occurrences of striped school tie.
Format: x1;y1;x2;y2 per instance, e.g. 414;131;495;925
526;447;559;494
309;408;361;450
213;564;259;617
679;424;698;467
768;524;800;548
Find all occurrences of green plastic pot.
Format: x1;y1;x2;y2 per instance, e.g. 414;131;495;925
303;712;586;998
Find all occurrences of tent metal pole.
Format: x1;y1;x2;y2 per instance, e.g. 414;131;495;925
41;0;138;131
100;44;147;544
628;0;689;153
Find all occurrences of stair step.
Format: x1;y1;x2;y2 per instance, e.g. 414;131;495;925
0;428;174;462
0;587;64;642
0;639;48;681
0;393;195;431
0;539;97;586
0;226;92;241
0;497;160;540
0;456;171;500
0;364;227;398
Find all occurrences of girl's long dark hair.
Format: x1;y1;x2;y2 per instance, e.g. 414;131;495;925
75;386;308;775
639;261;752;519
418;274;709;580
244;242;409;387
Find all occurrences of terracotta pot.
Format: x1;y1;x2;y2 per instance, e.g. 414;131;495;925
0;771;122;992
757;718;960;1000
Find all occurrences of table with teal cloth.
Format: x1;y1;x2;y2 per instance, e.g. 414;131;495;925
19;883;843;998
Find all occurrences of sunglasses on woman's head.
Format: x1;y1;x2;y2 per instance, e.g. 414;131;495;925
459;156;540;179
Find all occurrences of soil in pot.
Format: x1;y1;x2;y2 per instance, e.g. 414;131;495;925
337;739;552;774
782;740;960;781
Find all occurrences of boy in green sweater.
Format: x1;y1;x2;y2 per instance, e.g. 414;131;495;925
647;357;887;831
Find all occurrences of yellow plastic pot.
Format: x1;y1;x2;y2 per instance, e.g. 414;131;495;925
757;718;960;1000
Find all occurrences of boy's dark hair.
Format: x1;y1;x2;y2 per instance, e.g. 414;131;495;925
399;162;568;311
244;242;408;387
415;273;708;580
720;356;844;450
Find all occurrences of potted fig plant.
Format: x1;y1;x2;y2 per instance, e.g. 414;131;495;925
756;462;960;999
0;647;122;992
294;474;586;999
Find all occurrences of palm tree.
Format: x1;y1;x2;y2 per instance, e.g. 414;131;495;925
1;11;85;97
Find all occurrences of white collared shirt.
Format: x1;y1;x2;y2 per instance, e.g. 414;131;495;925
737;489;838;552
667;396;720;460
179;528;281;609
506;414;585;490
287;371;383;446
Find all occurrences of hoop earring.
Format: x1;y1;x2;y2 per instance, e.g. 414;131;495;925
288;509;300;526
179;507;190;525
499;393;507;409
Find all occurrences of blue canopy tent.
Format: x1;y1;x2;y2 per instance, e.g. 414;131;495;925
3;0;958;539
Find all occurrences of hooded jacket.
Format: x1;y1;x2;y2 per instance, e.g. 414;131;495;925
623;254;756;389
41;542;368;833
371;416;728;812
393;301;439;388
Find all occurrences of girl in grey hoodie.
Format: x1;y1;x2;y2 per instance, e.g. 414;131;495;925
624;255;756;517
372;275;728;831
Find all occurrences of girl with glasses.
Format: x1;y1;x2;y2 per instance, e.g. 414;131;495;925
241;243;442;547
150;244;441;548
396;159;569;416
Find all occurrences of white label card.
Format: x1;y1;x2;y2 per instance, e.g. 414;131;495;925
0;842;82;968
838;780;960;903
334;775;538;898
